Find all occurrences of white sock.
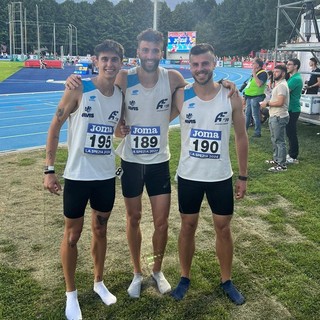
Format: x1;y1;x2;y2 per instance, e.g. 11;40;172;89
65;290;82;320
93;281;117;306
127;273;143;298
152;271;171;294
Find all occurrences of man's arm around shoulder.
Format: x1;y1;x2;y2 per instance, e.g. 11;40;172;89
231;94;248;200
168;69;188;93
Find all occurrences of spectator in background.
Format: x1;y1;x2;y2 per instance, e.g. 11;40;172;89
286;58;303;164
260;64;290;172
243;58;268;137
305;57;320;94
39;56;47;69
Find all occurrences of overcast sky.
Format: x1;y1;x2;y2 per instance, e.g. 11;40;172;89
55;0;223;10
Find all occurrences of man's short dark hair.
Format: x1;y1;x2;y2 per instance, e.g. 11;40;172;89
137;28;164;47
189;43;215;58
94;39;124;60
274;64;287;75
310;57;318;65
254;58;264;68
288;58;301;70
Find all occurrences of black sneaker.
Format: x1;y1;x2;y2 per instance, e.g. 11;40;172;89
220;280;245;305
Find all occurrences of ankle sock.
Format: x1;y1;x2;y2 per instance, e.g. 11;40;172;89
65;290;82;320
170;277;190;301
94;281;117;306
152;271;171;294
127;273;143;298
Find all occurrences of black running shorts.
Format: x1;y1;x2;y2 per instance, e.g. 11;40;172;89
120;160;171;198
177;176;234;215
63;178;116;219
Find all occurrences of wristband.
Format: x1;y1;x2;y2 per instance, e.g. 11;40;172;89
44;165;54;171
218;78;225;84
44;170;55;174
238;175;248;181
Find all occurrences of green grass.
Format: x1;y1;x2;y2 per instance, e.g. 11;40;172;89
0;61;24;81
1;122;320;319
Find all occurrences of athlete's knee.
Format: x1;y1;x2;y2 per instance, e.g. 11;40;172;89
127;210;142;228
154;218;168;233
65;229;82;247
215;222;231;238
181;219;197;236
92;223;107;239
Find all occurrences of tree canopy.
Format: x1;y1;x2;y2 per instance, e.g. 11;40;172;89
1;0;320;57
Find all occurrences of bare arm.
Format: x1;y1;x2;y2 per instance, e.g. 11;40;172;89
260;94;285;108
115;92;130;138
170;87;184;121
43;87;81;195
168;69;188;94
114;70;130;138
252;67;265;87
307;76;320;89
231;94;248;200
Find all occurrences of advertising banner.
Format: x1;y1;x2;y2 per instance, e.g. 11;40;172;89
242;61;253;69
233;61;242;68
223;60;232;67
167;31;196;53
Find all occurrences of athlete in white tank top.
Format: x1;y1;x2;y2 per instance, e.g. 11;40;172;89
116;66;171;164
64;79;122;181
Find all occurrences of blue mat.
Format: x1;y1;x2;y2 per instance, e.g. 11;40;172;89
0;66;76;94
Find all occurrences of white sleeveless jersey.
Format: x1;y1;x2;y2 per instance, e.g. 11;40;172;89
177;85;233;182
116;67;171;164
63;79;122;181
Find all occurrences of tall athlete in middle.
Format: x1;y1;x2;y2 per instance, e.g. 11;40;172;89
115;29;186;298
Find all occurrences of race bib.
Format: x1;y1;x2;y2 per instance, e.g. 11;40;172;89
189;128;221;159
130;125;160;154
84;123;113;155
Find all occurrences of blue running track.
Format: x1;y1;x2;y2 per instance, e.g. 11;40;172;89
0;65;251;152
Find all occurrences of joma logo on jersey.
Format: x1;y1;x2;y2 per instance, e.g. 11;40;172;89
108;111;119;121
185;113;196;124
191;129;221;140
89;96;96;101
81;105;94;118
131;126;160;135
214;112;229;123
128;100;138;111
88;124;113;134
156;98;169;111
131;90;139;96
188;103;195;109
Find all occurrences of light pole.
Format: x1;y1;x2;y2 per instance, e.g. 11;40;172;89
68;24;72;56
36;4;40;56
68;24;78;56
153;0;158;30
